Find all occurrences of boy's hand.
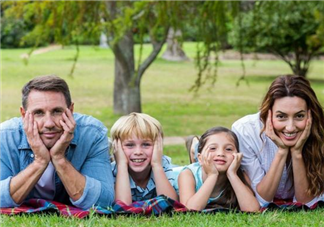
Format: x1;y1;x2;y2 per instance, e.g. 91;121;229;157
114;139;128;165
151;134;163;168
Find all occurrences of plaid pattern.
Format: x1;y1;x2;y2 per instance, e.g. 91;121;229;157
1;196;323;218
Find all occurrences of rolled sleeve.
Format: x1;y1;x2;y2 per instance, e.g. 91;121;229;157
0;177;20;208
232;114;270;206
70;175;100;209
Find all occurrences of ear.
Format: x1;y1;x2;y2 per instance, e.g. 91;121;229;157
20;106;26;118
69;102;74;113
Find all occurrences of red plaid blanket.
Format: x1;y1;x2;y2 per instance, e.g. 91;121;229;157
1;196;323;218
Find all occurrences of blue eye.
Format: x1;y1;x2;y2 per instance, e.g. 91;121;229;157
142;143;152;148
125;143;135;148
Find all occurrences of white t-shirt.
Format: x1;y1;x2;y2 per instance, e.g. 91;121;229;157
34;162;55;200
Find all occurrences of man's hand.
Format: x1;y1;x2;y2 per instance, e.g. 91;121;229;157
50;108;75;161
23;111;50;165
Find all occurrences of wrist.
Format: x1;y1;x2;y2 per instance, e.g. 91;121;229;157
291;149;303;160
277;147;289;157
51;155;67;166
33;158;49;170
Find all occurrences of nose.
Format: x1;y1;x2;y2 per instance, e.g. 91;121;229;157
285;119;296;132
133;145;143;155
215;148;225;157
43;113;55;129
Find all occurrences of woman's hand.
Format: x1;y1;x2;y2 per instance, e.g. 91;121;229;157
291;110;312;157
265;110;289;154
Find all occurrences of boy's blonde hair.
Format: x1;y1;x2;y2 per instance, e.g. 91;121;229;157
110;112;163;141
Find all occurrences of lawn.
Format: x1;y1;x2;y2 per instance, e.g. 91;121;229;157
1;43;324;225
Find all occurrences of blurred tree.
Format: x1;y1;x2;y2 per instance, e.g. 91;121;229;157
229;1;324;78
1;1;238;114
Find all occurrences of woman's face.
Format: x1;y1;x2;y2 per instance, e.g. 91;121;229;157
272;96;308;147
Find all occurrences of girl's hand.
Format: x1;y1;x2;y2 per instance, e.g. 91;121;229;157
227;153;242;177
291;110;312;157
200;149;218;178
114;139;128;165
265;110;289;153
151;134;163;168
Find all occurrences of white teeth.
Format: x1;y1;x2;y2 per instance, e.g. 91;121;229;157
132;159;145;163
284;133;296;137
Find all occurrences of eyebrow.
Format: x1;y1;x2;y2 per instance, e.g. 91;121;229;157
275;110;306;114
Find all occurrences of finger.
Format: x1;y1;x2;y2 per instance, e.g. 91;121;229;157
62;112;75;133
236;153;243;163
33;121;38;137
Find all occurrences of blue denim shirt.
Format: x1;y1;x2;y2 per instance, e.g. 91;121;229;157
0;113;115;209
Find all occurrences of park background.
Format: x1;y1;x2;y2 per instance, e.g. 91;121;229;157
1;1;324;226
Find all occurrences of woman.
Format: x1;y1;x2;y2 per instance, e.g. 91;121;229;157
232;75;324;206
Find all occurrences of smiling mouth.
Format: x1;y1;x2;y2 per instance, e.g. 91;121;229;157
282;132;297;139
214;159;226;164
131;159;146;163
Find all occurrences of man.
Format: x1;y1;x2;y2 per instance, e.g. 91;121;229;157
0;75;114;209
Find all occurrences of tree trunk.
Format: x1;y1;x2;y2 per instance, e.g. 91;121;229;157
161;27;189;61
113;31;141;115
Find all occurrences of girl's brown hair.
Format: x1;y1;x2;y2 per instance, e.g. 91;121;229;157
260;75;324;196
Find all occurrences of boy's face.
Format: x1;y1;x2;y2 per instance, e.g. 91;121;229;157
122;136;154;175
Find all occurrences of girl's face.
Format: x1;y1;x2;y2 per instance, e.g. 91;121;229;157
200;132;237;173
122;136;154;174
272;96;308;147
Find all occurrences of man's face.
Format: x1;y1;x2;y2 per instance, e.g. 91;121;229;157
20;90;73;149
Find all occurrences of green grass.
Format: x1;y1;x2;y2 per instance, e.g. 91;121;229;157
1;43;324;225
1;209;324;226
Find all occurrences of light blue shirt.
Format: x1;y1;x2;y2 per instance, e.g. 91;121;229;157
111;155;176;201
0;113;115;209
175;162;223;204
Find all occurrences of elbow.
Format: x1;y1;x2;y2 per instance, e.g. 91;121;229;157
239;202;260;212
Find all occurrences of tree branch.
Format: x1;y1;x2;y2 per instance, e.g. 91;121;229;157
136;27;169;84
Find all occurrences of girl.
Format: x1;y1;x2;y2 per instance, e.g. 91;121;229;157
110;112;177;205
232;75;324;206
178;127;260;211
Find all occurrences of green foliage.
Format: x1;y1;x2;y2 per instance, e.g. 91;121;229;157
228;1;324;77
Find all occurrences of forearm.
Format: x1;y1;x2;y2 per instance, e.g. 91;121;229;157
227;173;260;212
256;150;287;201
292;154;314;203
152;165;178;201
10;161;48;204
52;157;85;201
115;164;132;205
184;175;217;211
